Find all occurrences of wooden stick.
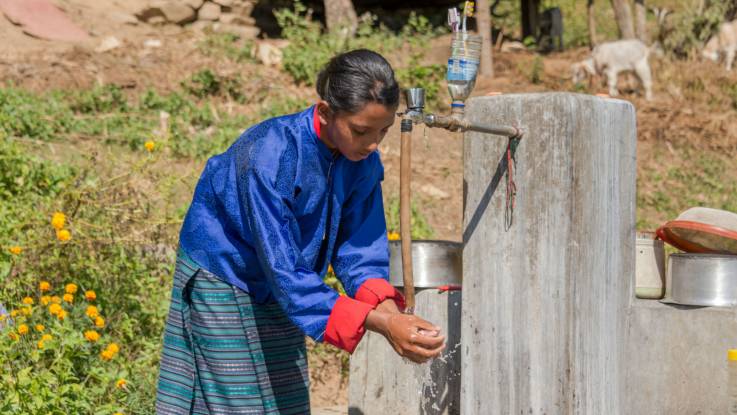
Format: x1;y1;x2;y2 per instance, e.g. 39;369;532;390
399;119;415;312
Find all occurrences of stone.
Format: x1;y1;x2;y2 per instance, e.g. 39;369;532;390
253;40;288;66
143;39;162;48
183;0;205;9
197;2;221;21
231;2;254;17
212;0;233;6
159;2;196;24
137;2;196;25
500;40;526;52
95;36;121;53
110;12;138;26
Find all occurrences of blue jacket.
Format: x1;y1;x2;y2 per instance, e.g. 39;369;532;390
179;106;391;342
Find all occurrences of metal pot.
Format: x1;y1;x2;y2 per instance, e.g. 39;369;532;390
388;240;462;288
665;253;737;307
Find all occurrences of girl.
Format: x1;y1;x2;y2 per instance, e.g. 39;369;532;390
155;49;445;415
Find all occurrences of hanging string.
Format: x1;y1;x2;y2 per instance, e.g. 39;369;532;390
504;135;521;231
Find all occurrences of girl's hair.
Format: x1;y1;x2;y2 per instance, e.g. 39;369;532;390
316;49;400;113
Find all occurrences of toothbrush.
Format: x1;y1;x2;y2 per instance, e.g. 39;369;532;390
448;8;459;32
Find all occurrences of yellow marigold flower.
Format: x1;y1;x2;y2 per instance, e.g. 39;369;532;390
51;296;62;304
21;306;32;316
8;332;19;341
113;412;124;415
106;343;120;354
63;294;74;303
10;310;18;318
101;349;115;361
0;315;5;322
35;324;44;332
115;378;127;389
39;281;51;292
86;305;99;319
84;330;100;342
387;231;400;241
51;212;66;230
95;316;105;328
144;140;155;152
56;229;71;242
41;334;52;342
37;340;45;349
8;246;22;255
49;303;62;315
17;324;29;335
41;295;51;306
22;297;34;305
57;310;68;321
65;283;78;294
85;290;96;301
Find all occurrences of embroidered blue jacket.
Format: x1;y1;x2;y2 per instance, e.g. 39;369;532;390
179;106;397;346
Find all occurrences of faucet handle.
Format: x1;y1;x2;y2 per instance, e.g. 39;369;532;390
405;88;426;111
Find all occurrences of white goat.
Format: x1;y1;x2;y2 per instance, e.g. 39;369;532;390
702;20;737;71
571;39;653;101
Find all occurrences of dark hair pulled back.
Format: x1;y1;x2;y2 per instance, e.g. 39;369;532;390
316;49;400;114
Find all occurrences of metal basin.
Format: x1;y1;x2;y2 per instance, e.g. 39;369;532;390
666;253;737;307
389;240;462;288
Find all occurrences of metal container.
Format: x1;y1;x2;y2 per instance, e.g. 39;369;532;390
666;253;737;307
388;240;462;287
635;232;665;299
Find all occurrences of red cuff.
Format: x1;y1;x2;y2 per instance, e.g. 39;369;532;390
324;296;374;353
355;278;406;310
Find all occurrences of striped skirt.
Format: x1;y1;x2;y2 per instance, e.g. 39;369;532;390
155;251;310;414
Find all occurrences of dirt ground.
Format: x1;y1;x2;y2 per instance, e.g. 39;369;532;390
2;1;737;408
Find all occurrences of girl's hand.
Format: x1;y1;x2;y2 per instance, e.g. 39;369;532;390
364;311;445;363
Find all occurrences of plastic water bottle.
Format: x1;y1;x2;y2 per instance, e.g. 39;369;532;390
729;349;737;413
446;33;482;105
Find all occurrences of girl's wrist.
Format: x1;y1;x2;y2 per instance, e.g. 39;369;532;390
364;309;390;336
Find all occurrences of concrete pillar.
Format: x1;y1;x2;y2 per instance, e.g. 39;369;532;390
461;93;637;414
349;289;462;415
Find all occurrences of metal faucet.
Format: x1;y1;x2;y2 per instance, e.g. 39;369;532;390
402;87;522;138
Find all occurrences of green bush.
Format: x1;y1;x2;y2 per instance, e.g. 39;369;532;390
384;197;434;240
275;3;448;108
198;32;254;63
662;0;728;58
0;284;128;414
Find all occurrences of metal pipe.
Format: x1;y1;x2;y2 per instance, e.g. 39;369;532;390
424;113;522;137
399;118;415;312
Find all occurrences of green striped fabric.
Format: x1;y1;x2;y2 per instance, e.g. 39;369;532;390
155;250;310;414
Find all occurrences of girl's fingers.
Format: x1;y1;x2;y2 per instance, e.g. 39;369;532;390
413;318;441;333
411;333;446;349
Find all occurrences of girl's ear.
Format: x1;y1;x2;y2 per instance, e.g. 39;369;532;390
316;100;332;125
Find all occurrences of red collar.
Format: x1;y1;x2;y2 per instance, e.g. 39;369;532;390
313;106;321;139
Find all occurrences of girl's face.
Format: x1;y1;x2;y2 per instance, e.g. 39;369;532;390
317;101;396;162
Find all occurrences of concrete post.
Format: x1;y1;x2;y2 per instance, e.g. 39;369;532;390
461;93;637;414
349;289;462;415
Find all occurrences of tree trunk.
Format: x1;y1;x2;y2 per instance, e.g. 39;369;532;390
477;0;494;78
610;0;636;39
324;0;358;37
588;0;598;47
634;0;648;42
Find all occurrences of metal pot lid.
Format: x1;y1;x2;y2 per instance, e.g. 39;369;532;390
656;207;737;254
